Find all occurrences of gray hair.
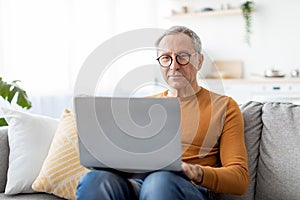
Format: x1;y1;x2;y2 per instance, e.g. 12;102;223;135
155;26;202;54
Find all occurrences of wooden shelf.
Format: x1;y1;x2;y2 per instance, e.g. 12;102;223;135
166;9;242;20
200;78;300;84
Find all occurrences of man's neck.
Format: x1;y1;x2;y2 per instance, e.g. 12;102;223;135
167;85;201;98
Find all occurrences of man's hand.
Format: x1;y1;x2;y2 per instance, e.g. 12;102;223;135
181;162;204;184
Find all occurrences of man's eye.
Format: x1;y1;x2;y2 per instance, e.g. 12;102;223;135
161;56;171;61
178;55;189;61
178;53;189;59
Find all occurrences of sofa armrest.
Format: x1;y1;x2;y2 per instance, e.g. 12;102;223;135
0;126;9;193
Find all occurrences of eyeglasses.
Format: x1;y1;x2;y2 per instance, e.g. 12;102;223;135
156;52;197;68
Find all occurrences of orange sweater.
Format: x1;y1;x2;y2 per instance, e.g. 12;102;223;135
154;88;249;194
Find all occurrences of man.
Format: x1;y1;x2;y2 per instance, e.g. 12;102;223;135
76;26;249;200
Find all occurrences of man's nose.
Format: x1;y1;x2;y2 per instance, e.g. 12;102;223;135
169;57;180;70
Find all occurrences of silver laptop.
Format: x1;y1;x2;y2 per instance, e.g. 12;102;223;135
74;96;182;173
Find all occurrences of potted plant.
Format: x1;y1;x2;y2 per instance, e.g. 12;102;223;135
241;1;255;46
0;77;32;126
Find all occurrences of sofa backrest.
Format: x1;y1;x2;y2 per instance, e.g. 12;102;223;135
219;101;263;200
256;102;300;200
0;127;9;193
220;101;300;200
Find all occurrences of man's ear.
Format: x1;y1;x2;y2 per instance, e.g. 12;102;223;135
197;54;204;71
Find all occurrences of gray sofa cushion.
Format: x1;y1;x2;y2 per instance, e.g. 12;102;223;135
240;101;263;200
0;193;63;199
256;102;300;200
0;127;64;199
0;127;9;193
219;101;263;200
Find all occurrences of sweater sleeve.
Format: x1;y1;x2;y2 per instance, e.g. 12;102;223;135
200;98;249;194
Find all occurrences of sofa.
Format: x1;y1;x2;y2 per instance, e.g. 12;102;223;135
0;101;300;200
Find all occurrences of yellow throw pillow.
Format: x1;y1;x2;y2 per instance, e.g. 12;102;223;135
32;109;89;200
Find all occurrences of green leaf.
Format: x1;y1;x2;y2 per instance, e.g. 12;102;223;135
0;78;9;98
0;79;4;90
0;117;8;126
0;77;32;109
7;87;18;103
17;90;32;109
12;80;21;83
241;1;254;47
0;83;11;99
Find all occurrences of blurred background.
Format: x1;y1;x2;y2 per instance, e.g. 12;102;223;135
1;0;300;118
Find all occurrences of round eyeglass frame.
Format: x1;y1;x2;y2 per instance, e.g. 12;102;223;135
156;52;197;68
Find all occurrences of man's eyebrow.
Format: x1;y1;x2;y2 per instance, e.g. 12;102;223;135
158;50;192;55
157;48;193;54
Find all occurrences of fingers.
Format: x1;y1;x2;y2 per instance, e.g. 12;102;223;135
193;165;203;183
181;162;203;184
182;162;194;180
189;164;203;183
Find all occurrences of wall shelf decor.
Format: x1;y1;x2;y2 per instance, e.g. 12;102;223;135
166;8;242;20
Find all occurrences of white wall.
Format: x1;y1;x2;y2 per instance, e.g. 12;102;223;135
1;0;300;117
0;0;162;117
158;0;300;78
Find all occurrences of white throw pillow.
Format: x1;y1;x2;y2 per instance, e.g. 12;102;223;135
1;107;59;194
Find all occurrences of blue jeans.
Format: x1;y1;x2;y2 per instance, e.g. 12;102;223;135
76;170;211;200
